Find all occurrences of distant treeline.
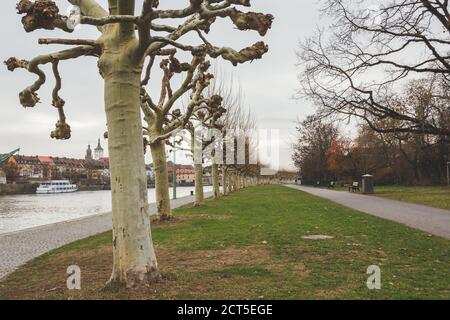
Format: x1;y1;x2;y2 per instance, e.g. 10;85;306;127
293;118;449;186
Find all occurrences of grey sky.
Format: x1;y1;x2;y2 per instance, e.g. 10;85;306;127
0;0;320;170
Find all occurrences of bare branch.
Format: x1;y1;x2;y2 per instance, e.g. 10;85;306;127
4;45;97;139
38;38;98;47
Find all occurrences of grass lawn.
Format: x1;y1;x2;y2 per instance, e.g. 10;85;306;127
373;186;450;211
0;185;449;299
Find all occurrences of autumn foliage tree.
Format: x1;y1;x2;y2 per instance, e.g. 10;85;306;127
5;0;273;288
292;116;339;183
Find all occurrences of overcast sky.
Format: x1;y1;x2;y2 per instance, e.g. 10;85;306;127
0;0;321;170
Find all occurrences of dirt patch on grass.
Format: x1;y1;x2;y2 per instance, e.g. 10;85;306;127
161;246;273;273
314;286;348;299
291;261;309;277
152;214;231;227
0;243;285;300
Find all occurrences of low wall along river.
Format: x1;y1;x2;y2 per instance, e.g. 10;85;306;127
0;186;213;235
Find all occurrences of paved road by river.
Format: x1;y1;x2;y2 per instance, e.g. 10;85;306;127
0;192;213;280
287;185;450;240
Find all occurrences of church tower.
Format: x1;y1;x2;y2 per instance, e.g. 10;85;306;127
94;138;104;160
85;144;93;160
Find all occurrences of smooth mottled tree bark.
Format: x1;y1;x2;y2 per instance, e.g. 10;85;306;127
194;163;204;206
150;139;171;220
102;52;159;287
222;167;228;196
212;160;220;199
99;24;160;288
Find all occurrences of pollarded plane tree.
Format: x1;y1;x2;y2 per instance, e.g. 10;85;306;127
137;1;273;220
238;108;260;188
178;70;236;201
5;0;273;288
201;72;246;195
163;92;226;205
226;103;258;192
203;70;243;197
237;138;260;188
184;94;226;206
141;50;215;220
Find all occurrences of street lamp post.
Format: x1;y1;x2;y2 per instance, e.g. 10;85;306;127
447;162;450;188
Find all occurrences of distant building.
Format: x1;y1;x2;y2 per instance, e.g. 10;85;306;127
0;169;6;184
85;144;93;160
15;155;43;179
175;168;195;185
2;152;110;183
82;158;109;181
169;167;195;185
157;161;196;185
94;139;104;160
52;157;85;179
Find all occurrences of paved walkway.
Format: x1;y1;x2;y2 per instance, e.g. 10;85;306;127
287;185;450;240
0;192;213;280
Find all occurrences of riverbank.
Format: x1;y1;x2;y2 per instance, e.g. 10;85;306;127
0;183;38;195
1;185;449;299
0;186;208;235
0;191;213;280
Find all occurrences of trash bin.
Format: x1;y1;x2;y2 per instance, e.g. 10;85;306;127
362;174;374;194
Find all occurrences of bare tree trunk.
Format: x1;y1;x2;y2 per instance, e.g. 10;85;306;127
103;52;159;287
194;163;204;206
222;167;228;196
150;139;172;220
212;161;220;199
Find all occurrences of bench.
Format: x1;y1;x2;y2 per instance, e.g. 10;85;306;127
348;182;360;192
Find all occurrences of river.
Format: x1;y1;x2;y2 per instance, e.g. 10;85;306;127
0;186;213;235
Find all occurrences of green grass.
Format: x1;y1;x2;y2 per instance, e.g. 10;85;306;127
331;185;450;210
0;185;449;299
373;186;450;210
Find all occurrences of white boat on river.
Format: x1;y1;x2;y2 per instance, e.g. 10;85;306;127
36;180;78;194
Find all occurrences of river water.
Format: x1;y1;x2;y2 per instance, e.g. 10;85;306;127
0;186;213;235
